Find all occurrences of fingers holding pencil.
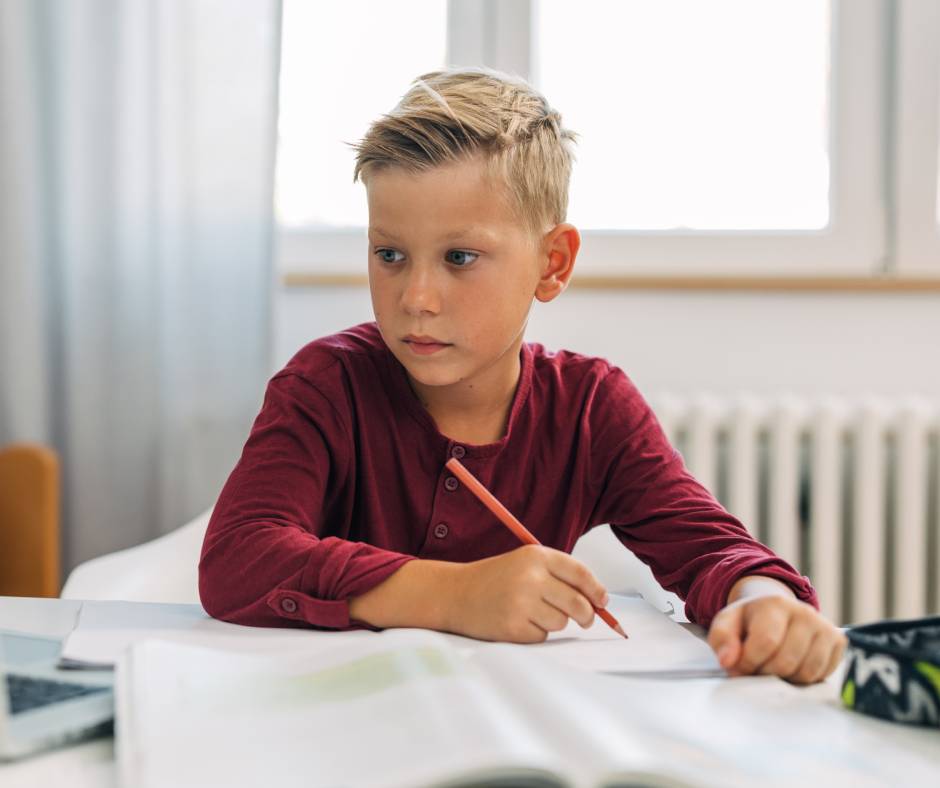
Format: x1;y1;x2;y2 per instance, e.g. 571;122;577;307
543;551;610;620
453;545;612;643
445;457;628;639
541;568;605;630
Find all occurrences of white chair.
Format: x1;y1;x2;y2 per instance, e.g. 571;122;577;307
61;512;683;619
60;508;211;604
571;525;686;621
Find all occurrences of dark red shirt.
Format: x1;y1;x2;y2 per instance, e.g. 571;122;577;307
199;322;817;630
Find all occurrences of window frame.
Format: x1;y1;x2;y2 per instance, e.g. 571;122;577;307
894;0;940;273
277;0;915;279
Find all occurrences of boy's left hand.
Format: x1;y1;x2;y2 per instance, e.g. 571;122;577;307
707;577;848;685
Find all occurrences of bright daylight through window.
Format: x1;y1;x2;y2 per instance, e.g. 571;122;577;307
535;0;830;230
276;0;830;233
275;0;447;228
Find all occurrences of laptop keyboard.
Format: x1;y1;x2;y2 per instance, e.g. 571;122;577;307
6;674;109;715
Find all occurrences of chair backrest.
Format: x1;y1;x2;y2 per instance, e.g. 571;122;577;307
0;444;60;597
572;525;686;621
60;508;211;604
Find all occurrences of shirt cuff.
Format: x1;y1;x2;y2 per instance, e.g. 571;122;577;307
734;566;820;610
690;558;820;627
265;590;352;629
266;552;418;630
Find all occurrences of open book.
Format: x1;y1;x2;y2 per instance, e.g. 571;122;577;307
116;630;750;788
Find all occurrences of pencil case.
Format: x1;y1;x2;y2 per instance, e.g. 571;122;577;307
840;615;940;728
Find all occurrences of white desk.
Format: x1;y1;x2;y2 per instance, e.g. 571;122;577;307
2;596;939;788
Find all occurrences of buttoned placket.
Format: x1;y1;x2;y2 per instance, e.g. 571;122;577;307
419;443;470;556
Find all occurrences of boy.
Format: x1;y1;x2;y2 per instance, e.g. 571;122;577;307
200;68;846;684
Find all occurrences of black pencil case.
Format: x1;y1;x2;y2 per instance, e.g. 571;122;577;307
841;616;940;728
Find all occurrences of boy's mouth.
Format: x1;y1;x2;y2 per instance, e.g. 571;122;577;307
403;334;452;355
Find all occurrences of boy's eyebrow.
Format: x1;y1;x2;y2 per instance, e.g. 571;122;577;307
439;227;496;243
368;227;402;242
369;226;496;243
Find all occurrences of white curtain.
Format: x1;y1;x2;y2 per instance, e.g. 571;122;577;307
0;0;281;572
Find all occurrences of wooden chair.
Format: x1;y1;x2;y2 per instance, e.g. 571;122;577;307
0;443;60;597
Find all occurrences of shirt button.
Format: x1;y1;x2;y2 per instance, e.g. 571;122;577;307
444;476;459;492
280;597;298;614
451;445;466;459
433;523;449;539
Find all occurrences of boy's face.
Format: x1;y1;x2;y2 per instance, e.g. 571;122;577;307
366;157;550;402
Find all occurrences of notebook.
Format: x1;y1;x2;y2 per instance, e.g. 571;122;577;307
116;630;750;788
0;630;113;761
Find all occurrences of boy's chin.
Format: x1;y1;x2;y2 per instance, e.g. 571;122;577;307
399;359;462;389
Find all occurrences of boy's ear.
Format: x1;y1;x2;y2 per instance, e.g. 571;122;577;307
534;223;580;303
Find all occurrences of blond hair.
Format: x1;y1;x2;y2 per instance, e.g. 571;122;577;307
353;67;576;234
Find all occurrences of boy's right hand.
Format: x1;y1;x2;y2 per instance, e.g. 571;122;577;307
446;544;609;643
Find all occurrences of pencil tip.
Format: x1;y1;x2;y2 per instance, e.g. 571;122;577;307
615;624;628;639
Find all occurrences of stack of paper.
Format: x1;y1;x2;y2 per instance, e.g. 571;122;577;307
60;595;723;677
58;600;372;669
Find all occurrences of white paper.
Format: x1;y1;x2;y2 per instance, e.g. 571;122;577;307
525;594;723;675
59;600;374;668
60;595;721;677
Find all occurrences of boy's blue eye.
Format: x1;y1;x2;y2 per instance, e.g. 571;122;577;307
375;248;405;264
445;250;479;267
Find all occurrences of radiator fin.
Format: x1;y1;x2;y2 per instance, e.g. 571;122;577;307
652;394;939;626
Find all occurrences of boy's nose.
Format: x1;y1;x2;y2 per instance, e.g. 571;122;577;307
400;268;441;316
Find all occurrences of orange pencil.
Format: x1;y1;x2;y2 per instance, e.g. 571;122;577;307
445;457;628;639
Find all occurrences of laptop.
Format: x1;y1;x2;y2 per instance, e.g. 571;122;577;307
0;630;114;761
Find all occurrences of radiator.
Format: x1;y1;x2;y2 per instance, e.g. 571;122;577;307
651;394;940;626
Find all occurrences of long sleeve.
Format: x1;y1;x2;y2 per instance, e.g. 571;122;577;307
589;368;818;627
198;369;415;629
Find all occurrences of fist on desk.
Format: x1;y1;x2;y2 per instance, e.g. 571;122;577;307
707;577;848;685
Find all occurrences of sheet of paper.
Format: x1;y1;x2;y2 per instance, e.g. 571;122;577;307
59;600;374;668
515;594;723;676
60;595;721;677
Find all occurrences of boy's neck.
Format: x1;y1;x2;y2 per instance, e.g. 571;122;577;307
408;344;523;446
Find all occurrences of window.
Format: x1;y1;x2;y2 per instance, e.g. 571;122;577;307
276;0;938;278
276;0;446;228
537;1;830;232
895;0;940;272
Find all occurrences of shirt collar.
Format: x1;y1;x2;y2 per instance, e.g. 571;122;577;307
383;338;534;459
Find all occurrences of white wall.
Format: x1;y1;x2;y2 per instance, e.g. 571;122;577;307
275;288;940;401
